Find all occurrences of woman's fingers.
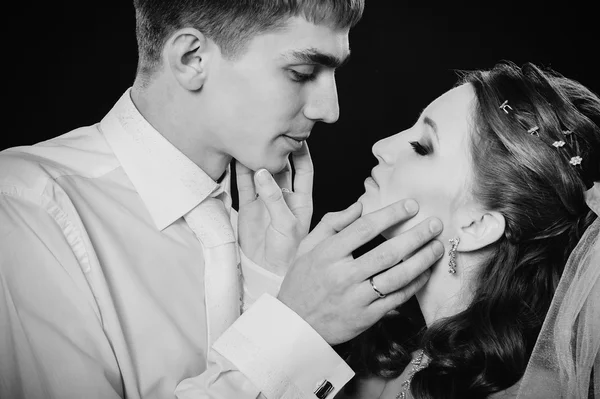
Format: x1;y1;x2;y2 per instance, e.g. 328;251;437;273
254;169;295;233
236;161;257;206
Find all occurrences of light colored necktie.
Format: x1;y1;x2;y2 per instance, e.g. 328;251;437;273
184;192;241;349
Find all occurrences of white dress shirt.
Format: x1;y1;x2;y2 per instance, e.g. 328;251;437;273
0;89;354;399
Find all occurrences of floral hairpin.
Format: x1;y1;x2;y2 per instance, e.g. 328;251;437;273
498;101;585;169
558;129;583;166
528;124;584;167
556;130;583;167
570;156;583;166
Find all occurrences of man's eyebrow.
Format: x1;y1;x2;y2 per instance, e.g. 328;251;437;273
284;48;351;69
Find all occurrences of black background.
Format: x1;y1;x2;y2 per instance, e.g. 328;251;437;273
5;1;599;225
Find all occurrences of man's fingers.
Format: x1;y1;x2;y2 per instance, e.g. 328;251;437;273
291;142;313;197
298;202;362;255
325;199;420;259
355;217;443;279
236;161;257;206
254;169;295;231
362;238;443;301
312;202;363;236
370;269;432;315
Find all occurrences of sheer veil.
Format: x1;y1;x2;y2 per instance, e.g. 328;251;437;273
516;181;600;398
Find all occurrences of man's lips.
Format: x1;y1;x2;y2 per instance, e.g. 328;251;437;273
283;134;310;142
281;134;309;150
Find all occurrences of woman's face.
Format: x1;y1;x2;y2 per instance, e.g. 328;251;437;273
358;83;477;239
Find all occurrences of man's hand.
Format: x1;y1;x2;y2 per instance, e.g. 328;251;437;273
237;142;314;275
277;200;444;345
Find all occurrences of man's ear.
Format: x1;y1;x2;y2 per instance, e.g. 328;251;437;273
164;28;214;91
456;210;505;252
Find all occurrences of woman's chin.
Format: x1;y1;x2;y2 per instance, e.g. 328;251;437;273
357;194;371;216
357;194;383;217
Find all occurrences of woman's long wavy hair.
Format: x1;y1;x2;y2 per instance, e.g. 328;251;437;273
342;62;600;398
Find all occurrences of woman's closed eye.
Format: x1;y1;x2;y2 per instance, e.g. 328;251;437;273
409;141;432;156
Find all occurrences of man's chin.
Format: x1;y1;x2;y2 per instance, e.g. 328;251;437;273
263;158;291;176
238;155;290;175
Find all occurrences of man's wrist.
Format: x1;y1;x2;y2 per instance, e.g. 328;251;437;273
213;294;355;398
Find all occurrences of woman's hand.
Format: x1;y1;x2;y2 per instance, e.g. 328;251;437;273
237;142;314;275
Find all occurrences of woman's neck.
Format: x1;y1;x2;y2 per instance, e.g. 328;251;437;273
415;251;479;327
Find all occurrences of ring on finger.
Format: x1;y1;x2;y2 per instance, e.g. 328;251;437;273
369;276;387;299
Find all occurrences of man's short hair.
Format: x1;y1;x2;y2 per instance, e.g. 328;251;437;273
133;0;364;78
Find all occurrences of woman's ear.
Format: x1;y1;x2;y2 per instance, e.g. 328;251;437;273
164;28;214;91
456;210;505;252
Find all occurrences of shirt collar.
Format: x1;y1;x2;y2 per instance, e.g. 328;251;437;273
100;88;230;231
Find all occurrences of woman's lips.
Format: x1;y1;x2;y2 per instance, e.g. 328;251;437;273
364;176;379;188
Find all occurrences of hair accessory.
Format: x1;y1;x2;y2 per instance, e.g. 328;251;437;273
570;156;583;166
496;102;590;183
527;126;540;137
499;100;513;114
553;140;566;148
448;237;460;274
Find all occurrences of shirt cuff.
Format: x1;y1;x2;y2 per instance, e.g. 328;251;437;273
239;247;283;311
213;293;354;399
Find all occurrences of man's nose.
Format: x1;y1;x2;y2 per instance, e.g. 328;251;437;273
303;75;340;124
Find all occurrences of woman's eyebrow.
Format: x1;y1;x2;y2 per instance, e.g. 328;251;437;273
423;116;439;142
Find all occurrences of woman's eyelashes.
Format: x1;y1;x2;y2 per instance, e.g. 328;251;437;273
409;141;432;156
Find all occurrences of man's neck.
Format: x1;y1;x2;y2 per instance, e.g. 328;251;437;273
130;79;231;181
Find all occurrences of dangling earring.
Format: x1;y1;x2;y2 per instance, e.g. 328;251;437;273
448;237;460;274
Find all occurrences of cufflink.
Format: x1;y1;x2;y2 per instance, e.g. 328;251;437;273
314;379;334;399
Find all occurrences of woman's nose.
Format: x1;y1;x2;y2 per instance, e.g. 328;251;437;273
372;133;399;165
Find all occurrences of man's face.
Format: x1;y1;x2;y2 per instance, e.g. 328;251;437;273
201;16;350;173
